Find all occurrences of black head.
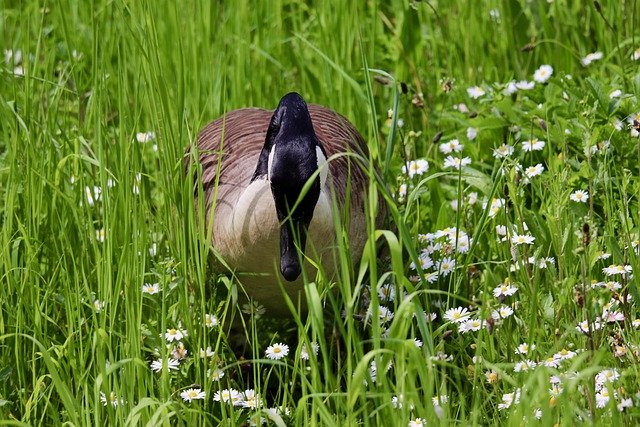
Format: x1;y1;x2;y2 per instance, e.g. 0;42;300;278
252;92;326;281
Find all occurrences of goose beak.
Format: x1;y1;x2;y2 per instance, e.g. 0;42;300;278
279;218;308;281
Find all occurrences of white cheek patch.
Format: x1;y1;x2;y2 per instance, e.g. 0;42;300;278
267;143;277;182
316;145;329;189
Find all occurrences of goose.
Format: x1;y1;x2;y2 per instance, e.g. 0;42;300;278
191;92;381;315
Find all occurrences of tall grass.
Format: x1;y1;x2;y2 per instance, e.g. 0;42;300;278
1;0;639;425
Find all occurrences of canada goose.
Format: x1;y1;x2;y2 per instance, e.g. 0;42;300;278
192;92;381;315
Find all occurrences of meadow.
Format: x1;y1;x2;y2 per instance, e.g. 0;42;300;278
1;0;640;425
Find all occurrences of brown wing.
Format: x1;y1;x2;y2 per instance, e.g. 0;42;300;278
189;108;272;220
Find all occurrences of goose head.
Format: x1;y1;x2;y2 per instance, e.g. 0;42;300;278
252;92;328;282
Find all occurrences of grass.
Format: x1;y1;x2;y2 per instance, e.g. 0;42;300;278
1;0;640;425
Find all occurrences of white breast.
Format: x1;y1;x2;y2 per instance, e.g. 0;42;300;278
213;178;336;289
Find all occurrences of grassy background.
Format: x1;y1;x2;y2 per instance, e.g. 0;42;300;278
1;0;639;425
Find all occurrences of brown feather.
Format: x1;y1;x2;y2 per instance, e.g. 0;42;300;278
187;102;383;314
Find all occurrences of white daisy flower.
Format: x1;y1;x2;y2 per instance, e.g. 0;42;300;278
265;342;289;360
402;159;430;178
604;310;624;323
498;389;521;410
377;306;395;323
521;138;545;151
204;313;218;328
493;143;514;158
524;163;545;178
300;342;319;360
455;234;471;253
618;397;633;412
409;252;434;271
84;186;102;206
549;385;563;398
511;234;535;245
4;48;22;64
570;190;589;202
602;264;632;276
515;80;535;90
609;89;622;99
467;192;478;205
595;369;620;388
582;51;603;66
613;118;624;130
467;127;477;140
213;388;242;404
486;198;505;218
241;389;261;408
398;183;408;199
503;80;518;95
378;283;396;302
165;325;188;342
142;283;160;294
533;64;553;83
458;318;482;333
602;281;622;291
392;394;416;410
181;388;206;402
494;282;518;298
430;352;453;362
553;348;577;361
408;418;426;427
443;155;472;169
208;367;225;381
454;103;469;113
150;358;179;372
443;306;471;323
576;319;602;334
492;305;514;319
432;394;449;406
627;112;640;137
467;86;486;99
136;131;156;143
514;360;537;372
198;346;215;358
595;388;612;408
391;395;403;409
436;256;456;276
100;391;125;407
439;139;464;154
515;343;535;355
422;271;439;283
93;299;105;312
